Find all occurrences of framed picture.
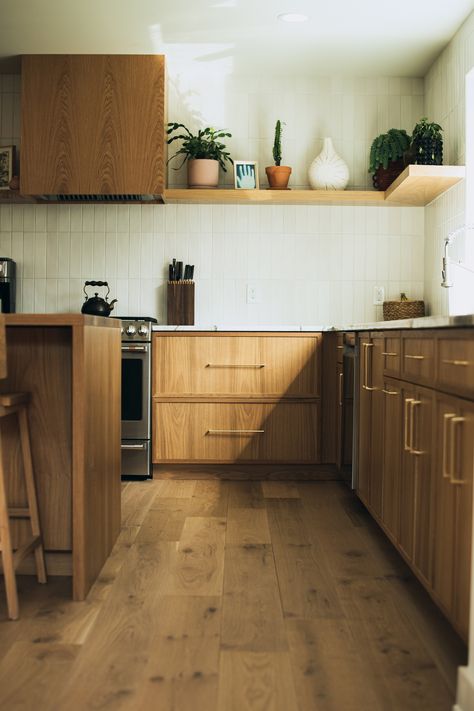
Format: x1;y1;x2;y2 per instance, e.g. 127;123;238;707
0;146;14;190
234;161;259;190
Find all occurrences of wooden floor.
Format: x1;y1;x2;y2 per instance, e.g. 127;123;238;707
0;480;466;710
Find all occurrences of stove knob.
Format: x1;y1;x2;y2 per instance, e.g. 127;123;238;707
125;325;136;336
138;325;149;337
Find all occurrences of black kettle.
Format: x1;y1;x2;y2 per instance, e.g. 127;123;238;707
81;281;117;317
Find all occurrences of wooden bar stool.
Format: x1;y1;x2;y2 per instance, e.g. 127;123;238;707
0;316;47;619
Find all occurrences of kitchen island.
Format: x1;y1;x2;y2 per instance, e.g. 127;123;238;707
0;314;121;601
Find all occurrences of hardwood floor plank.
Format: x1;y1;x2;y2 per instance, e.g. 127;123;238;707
221;544;287;652
188;480;230;517
161;517;227;596
153;480;197;498
120;481;158;526
272;542;344;620
140;500;190;542
227;481;264;509
261;481;300;499
286;618;381;710
0;641;80;711
135;595;221;711
266;500;311;545
217;651;299;711
226;508;271;545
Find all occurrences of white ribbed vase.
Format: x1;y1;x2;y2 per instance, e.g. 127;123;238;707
308;137;349;190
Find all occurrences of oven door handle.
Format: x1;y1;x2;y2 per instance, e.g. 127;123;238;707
121;443;148;450
121;345;148;352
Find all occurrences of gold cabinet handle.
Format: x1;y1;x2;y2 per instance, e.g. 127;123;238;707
206;364;265;369
382;388;399;396
382;352;398;357
450;416;467;485
442;413;456;479
404;354;425;360
441;359;470;367
362;342;377;391
339;372;343;406
404;398;414;452
410;400;423;455
337;345;344;350
206;429;264;435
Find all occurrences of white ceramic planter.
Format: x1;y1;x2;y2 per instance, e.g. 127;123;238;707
308;137;349;190
187;159;219;189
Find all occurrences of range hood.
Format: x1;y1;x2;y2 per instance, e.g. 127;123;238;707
20;55;166;202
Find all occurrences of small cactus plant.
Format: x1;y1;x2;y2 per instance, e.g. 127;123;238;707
273;120;283;166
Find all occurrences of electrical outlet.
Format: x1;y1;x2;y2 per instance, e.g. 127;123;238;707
373;286;385;305
247;284;260;304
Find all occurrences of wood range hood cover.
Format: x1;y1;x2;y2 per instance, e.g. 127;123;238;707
20;55;166;202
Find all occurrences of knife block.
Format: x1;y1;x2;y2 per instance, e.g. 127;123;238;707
167;281;195;325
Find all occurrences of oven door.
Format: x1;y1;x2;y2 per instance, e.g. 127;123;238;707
121;343;151;440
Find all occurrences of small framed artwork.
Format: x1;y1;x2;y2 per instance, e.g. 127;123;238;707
234;161;259;190
0;146;14;190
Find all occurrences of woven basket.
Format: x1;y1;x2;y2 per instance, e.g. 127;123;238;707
383;299;425;321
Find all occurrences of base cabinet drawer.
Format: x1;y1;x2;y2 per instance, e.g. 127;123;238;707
153;335;321;397
153;401;320;463
437;335;474;398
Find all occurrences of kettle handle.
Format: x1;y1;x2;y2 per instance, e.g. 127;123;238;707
83;281;110;299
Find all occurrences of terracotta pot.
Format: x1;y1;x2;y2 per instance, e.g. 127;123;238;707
265;165;292;190
372;158;406;191
187;159;219;189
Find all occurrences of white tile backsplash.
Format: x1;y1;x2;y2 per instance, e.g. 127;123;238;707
0;66;430;326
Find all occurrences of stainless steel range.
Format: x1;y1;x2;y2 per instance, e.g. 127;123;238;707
119;317;157;479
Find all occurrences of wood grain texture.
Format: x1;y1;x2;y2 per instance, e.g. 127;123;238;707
0;315;6;379
73;323;121;600
21;55;166;196
0;480;462;709
153;401;320;463
384;164;465;206
153;334;321;398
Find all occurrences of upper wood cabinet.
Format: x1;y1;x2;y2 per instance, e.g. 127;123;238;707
20;55;166;198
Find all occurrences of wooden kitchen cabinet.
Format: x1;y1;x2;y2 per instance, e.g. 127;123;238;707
401;332;435;386
433;394;474;640
153;401;319;463
436;331;474;399
382;332;401;378
21;55;166;197
381;377;402;542
152;332;321;465
153;334;321;398
357;332;384;517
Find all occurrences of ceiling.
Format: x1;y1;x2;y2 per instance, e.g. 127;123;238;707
1;0;474;77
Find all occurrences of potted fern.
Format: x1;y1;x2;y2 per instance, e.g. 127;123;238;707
369;128;411;190
411;117;443;165
166;123;233;188
266;120;292;189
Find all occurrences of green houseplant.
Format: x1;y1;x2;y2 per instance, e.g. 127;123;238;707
166;123;233;189
266;120;292;189
411;117;443;165
369;128;411;190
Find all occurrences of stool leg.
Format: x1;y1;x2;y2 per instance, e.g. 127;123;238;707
18;408;47;584
0;432;19;620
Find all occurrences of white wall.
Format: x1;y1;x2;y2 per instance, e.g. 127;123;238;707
424;9;474;316
0;73;425;326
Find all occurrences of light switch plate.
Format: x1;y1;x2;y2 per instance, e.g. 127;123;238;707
373;285;385;305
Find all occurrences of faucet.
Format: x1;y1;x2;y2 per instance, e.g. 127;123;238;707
441;225;474;288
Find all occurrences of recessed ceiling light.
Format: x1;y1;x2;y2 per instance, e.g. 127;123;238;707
278;12;309;23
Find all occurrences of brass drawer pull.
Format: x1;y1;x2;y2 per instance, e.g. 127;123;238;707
450;416;467;485
382;352;398;357
404;398;414;452
404;354;425;360
382;388;398;396
410;400;423;455
337;345;344;350
206;429;265;435
442;413;455;479
441;359;470;367
206;364;265;369
339;372;343;406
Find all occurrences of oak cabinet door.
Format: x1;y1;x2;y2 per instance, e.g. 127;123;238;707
398;383;417;561
381;378;402;541
433;395;474;640
368;336;385;518
357;334;372;505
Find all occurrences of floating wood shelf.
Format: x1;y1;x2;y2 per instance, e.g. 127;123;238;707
1;166;464;207
164;166;465;208
384;165;465;206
